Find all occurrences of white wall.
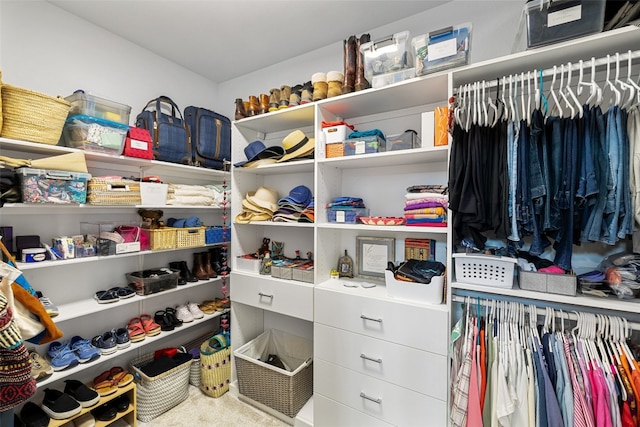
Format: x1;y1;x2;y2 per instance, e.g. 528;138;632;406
1;0;526;123
0;1;218;124
217;0;527;120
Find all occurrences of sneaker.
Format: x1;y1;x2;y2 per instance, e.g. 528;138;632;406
36;291;59;317
91;331;117;355
47;341;80;371
187;301;204;319
28;349;53;381
113;327;131;350
69;335;101;363
175;304;194;323
20;402;50;427
41;388;82;420
63;379;100;408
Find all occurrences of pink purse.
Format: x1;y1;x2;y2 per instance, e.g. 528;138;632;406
115;225;149;251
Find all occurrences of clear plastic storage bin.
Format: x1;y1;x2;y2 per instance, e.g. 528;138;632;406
65;90;132;125
412;23;472;76
361;31;411;84
61;114;129;155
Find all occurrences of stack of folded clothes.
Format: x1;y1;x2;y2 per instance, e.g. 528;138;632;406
272;185;312;223
299;199;315;223
404;185;448;227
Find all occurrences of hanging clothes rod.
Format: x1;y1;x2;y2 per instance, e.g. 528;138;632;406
450;294;640;332
454;48;640;92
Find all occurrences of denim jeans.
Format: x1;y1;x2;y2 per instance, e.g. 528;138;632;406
529;109;550;255
546;116;563;232
618;108;633;239
601;106;621;245
585;106;609;242
554;117;578;271
579;106;600;242
507;120;520;241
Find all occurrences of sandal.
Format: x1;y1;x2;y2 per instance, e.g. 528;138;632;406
199;300;217;315
164;307;183;328
139;314;162;336
109;367;133;387
154;310;175;331
93;370;118;396
126;318;146;343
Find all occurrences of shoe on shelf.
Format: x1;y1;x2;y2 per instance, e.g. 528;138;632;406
28;349;53;381
72;412;96;427
126;317;147;342
69;335;101;363
187;301;204;319
113;394;130;412
36;291;59;317
165;306;184;328
113;327;131;349
19;401;50;427
93;289;119;304
91;401;118;422
154;310;175;332
41;388;82;420
139;314;161;337
63;379;100;408
107;286;136;299
109;366;134;387
47;341;80;371
175;304;194;323
91;331;117;355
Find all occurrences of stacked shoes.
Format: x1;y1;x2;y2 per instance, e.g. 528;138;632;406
272;185;313;223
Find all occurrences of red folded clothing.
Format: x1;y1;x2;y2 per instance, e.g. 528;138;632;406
321;120;355;130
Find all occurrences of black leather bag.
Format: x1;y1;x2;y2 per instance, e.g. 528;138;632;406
184;106;231;170
0;169;21;207
135;96;191;164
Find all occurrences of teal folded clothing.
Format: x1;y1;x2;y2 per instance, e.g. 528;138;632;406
347;129;386;141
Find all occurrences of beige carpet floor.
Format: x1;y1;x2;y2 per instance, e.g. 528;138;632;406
133;385;290;427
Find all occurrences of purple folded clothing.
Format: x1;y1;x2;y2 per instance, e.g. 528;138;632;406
404;202;447;210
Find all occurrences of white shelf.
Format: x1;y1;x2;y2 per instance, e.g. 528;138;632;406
36;309;228;388
0;137;229;180
233;159;314;175
1;203;222;213
316;222;447;234
233;221;314;228
53;277;223;323
451;281;640;313
316;147;449;169
16;243;226;270
233;103;315;134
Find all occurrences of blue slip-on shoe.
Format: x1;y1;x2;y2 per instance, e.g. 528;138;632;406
70;335;102;363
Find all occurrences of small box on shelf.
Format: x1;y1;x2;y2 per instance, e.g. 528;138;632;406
519;270;577;296
236;255;261;274
17;168;91;205
385;269;444;305
65;90;132;125
344;135;385;156
327;208;369;224
386;130;420;151
126;269;179;295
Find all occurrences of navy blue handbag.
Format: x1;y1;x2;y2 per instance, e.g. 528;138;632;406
184;106;231;171
136;96;191;164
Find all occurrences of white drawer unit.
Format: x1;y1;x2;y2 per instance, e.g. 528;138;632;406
230;271;314;321
314;282;449;355
315;359;447;427
314;394;392;427
314;323;447;401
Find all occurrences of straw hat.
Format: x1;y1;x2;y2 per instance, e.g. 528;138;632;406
276;130;315;163
244;186;278;213
234;140;284;167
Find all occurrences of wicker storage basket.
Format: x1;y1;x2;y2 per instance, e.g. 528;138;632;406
199;335;231;398
148;227;177;250
130;351;192;422
0;84;70;145
234;329;313;418
0;70;3;132
176;226;206;248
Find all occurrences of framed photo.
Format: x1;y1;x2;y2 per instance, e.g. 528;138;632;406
356;236;395;280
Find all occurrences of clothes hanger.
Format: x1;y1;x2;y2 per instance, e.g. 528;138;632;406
481;81;489;126
603;54;621;108
548;65;563;118
585;57;601;107
501;76;509;122
527;71;532;124
624;50;639;109
465;84;472;131
512;74;520;123
559;64;575;118
614;52;633;108
565;62;583;118
454;85;464;126
520;72;527;124
488;79;499;127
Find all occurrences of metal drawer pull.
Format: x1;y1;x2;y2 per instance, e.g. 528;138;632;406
360;353;382;363
360;392;382;404
360;314;382;322
258;292;273;298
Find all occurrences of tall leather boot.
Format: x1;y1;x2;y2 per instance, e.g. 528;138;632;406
355;33;371;92
209;247;222;275
192;252;209;280
203;251;217;278
234;98;247;120
169;261;197;283
342;35;356;94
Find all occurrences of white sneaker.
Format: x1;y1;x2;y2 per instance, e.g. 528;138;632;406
187;301;204;319
175;304;194;323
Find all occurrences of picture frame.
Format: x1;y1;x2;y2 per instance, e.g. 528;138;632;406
356;236;395;280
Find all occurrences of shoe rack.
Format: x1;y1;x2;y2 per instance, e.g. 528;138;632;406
48;381;136;427
0;138;230;398
230;26;640;425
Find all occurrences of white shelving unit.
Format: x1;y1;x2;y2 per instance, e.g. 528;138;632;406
229;25;640;426
0;137;230;405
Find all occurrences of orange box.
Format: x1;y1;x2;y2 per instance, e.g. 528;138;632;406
434;106;449;146
325;142;344;158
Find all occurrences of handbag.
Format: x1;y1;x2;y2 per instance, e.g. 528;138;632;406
123;126;153;159
135;96;191;164
184;106;231;171
199;334;231;398
115;225;150;251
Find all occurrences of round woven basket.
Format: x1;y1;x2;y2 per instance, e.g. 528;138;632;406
0;84;70;145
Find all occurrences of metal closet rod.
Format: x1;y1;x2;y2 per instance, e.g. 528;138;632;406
450;294;640;332
456;48;640;91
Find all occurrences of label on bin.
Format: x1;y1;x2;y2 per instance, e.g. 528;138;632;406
336;211;345;222
548;5;581;27
429;38;457;61
130;139;149;150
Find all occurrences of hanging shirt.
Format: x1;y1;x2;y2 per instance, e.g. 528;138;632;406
563;335;592;427
467;322;484;427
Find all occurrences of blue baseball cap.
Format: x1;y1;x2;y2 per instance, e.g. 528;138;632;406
278;185;312;207
234;140;284;167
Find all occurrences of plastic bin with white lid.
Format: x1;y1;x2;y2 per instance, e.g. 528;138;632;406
65;90;132;125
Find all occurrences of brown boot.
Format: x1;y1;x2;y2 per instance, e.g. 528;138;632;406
269;88;281;112
192;252;209;280
248;95;260;116
279;85;291;109
355;33;371;92
234;98;247;120
327;71;344;98
259;93;270;114
203;251;217;278
342;35;356;94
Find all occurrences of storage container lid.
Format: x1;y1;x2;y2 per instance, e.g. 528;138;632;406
65;114;130;130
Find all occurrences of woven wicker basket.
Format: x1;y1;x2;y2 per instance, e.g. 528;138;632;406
130;352;191;423
234;329;313;418
148;227;177;250
199;342;231;398
0;70;3;132
0;84;70;145
176;227;205;248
